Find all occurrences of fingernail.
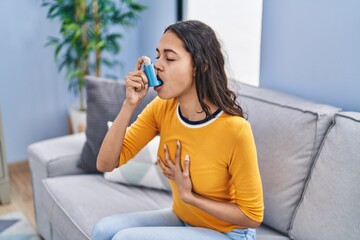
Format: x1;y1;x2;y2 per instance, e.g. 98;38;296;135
185;154;190;161
164;144;166;150
177;140;180;146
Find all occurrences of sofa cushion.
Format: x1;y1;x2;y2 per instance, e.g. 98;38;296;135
233;82;340;234
104;134;171;191
42;175;290;240
290;112;360;240
42;175;172;240
80;76;157;173
257;225;291;240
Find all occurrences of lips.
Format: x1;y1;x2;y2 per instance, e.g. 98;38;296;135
154;85;162;91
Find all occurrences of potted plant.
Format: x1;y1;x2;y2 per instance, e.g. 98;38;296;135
42;0;146;133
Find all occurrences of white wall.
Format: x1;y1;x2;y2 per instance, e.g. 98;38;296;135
185;0;263;86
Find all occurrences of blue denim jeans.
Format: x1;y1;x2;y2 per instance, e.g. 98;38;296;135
225;228;256;240
91;208;256;240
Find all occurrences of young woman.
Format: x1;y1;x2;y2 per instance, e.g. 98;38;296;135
92;20;264;240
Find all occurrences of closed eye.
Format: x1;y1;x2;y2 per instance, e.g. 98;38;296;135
155;56;175;62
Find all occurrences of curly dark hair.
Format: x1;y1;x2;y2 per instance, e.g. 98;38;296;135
164;20;244;118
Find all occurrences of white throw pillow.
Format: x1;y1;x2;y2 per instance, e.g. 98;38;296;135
104;122;171;191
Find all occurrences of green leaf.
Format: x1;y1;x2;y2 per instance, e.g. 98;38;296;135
44;36;59;47
54;44;63;59
97;40;106;49
129;3;147;11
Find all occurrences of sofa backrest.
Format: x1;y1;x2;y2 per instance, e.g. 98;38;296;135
290;112;360;240
232;82;341;234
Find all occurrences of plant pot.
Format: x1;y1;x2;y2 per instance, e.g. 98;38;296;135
68;105;87;133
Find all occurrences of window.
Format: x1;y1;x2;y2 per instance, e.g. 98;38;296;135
184;0;263;86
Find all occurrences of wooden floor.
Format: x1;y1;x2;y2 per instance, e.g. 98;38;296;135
0;160;36;229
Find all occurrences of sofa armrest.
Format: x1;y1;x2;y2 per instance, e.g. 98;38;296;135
28;133;87;239
28;133;87;177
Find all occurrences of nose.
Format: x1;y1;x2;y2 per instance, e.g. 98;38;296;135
154;60;162;74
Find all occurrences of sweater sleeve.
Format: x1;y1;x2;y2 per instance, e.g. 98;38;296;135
228;121;264;223
118;97;162;166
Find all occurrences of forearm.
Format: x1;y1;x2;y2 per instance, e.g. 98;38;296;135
97;100;137;172
185;193;261;228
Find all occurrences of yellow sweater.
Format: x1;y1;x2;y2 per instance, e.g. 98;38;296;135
119;97;264;232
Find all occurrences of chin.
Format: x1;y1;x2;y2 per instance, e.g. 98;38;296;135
156;90;177;100
157;93;174;100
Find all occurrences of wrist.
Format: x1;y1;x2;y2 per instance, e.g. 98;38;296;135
117;99;138;123
181;191;197;205
123;99;139;110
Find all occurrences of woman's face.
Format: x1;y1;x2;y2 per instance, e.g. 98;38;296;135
154;31;195;100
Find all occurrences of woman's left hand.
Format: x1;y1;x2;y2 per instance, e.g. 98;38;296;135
158;141;193;203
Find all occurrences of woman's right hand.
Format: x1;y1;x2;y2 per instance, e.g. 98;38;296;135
124;56;150;106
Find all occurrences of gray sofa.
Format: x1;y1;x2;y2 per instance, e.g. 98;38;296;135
28;78;360;240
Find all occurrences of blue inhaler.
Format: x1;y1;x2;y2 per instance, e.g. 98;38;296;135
143;56;163;87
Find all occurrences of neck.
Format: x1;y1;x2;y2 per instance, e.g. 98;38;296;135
177;88;217;121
